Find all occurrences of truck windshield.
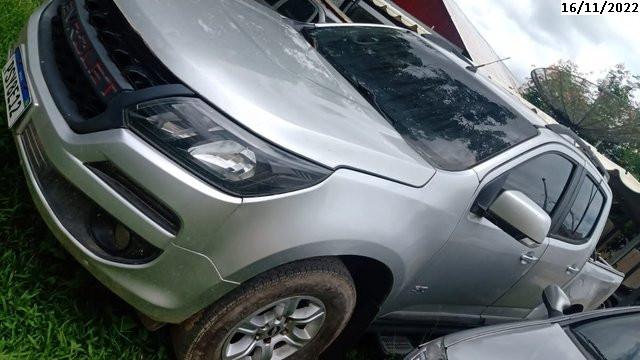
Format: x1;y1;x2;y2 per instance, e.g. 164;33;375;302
571;314;640;360
306;26;538;171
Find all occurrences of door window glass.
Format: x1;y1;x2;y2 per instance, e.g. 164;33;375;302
347;5;384;24
256;0;321;23
556;176;605;241
572;314;640;360
502;154;574;215
277;1;318;22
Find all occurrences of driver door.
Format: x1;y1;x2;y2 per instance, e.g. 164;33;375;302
413;146;580;319
487;170;610;318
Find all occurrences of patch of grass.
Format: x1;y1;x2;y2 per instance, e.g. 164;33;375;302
0;1;170;359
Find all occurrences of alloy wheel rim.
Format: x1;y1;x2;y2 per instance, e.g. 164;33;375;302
222;296;326;360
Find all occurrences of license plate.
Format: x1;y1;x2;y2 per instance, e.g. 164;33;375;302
3;45;32;128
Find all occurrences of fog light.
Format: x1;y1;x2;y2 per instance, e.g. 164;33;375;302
90;210;124;254
89;208;161;263
113;223;132;251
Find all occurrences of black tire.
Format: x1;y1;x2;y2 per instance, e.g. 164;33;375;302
172;257;357;360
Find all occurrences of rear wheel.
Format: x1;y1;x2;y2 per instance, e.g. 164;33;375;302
172;258;357;360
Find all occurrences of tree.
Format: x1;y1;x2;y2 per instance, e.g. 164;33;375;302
520;62;640;178
520;61;582;117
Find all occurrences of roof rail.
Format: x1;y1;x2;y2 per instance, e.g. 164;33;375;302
544;124;610;181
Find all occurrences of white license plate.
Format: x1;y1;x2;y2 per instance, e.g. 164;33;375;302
3;45;32;128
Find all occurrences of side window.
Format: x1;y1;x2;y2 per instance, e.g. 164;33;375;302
555;176;605;241
346;5;385;24
502;153;575;215
277;1;319;22
257;0;322;23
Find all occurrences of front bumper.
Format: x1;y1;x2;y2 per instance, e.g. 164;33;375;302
10;2;241;323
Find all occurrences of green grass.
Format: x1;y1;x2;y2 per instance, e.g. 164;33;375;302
0;1;171;359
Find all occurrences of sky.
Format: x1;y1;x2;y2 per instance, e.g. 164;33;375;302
454;0;640;84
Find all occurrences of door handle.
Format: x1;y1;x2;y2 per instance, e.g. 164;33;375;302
520;252;539;265
566;265;580;275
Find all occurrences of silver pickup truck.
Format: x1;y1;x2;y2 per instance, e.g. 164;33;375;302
5;0;623;358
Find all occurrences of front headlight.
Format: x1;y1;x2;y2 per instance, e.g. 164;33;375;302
126;97;331;197
407;339;447;360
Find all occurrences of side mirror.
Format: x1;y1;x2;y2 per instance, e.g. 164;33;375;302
488;190;551;244
542;285;571;318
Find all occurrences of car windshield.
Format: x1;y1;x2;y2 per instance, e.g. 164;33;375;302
305;26;538;171
572;314;640;360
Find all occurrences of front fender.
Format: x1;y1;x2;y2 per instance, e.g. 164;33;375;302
222;239;406;295
182;168;478;309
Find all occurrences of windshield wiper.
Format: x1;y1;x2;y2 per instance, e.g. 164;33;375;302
572;329;608;360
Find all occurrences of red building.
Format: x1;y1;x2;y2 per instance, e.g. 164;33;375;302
392;0;466;50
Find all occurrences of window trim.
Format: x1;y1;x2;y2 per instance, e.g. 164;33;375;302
550;173;607;245
475;151;580;218
506;151;580;218
472;150;583;244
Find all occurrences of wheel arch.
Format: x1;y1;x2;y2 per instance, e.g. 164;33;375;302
220;239;405;294
222;254;396;357
215;248;399;355
322;255;395;358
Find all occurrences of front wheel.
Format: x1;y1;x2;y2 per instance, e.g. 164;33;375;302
172;258;357;360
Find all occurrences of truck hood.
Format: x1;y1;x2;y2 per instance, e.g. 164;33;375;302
112;0;435;186
445;323;586;360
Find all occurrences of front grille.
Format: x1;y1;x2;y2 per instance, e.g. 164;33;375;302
84;0;179;89
48;0;179;121
51;13;106;118
21;122;162;264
